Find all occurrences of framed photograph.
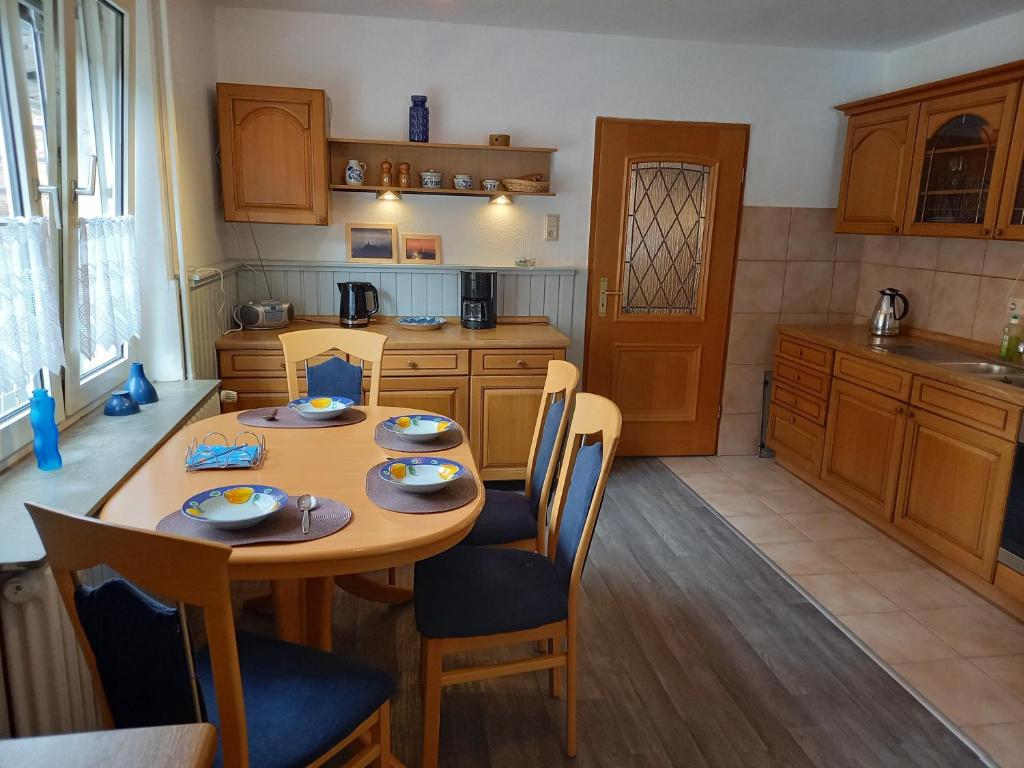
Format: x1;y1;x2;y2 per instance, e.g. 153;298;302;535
400;234;443;264
346;223;399;263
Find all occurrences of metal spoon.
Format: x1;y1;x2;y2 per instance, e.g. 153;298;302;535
263;408;279;422
297;493;315;535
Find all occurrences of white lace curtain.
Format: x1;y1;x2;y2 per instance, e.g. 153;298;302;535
78;216;140;357
0;218;66;391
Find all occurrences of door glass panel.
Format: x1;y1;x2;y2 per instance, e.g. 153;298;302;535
1011;159;1024;227
621;161;709;315
915;114;997;224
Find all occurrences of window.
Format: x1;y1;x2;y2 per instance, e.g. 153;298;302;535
0;0;135;458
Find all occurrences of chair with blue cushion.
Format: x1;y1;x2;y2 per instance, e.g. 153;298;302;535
415;393;621;767
280;328;387;406
458;360;579;551
25;503;395;768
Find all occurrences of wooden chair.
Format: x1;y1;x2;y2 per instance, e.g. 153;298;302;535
25;503;395;768
457;360;579;552
279;328;387;405
413;393;622;767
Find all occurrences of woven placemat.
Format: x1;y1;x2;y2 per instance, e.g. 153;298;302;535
365;462;478;514
156;496;352;545
237;407;367;429
373;422;464;453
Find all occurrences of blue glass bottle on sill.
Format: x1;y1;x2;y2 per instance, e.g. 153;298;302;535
126;362;158;404
29;388;62;471
409;95;429;143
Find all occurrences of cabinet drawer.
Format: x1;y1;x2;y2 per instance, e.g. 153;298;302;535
472;348;565;375
365;350;469;376
772;381;827;425
911;377;1021;441
767;403;825;477
777;335;833;372
219;351;338;378
774;358;830;400
834;352;912;400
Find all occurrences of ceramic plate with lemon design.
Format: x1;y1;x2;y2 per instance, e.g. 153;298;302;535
182;485;288;530
380;457;465;494
288;395;355;421
381;414;455;443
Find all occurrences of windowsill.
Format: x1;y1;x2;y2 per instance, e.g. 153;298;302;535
0;379;220;572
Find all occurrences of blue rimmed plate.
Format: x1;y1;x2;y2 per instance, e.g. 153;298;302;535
288;395;355;421
381;414;456;443
397;316;446;331
181;485;288;530
379;457;465;494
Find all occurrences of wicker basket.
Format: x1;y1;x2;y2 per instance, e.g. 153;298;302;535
502;178;550;193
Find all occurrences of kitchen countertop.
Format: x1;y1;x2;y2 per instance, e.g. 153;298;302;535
778;324;1024;408
216;316;571;351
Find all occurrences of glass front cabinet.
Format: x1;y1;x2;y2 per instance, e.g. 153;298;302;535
836;64;1024;241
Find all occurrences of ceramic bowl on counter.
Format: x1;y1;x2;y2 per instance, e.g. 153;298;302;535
420;170;443;188
397;315;446;330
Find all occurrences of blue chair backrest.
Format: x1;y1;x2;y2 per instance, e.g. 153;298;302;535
306;355;363;404
528;397;566;516
553;441;604;589
75;579;203;728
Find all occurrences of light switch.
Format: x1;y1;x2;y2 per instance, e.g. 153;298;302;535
544;214;559;241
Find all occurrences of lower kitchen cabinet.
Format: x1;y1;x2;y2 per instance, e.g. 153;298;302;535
895;407;1014;578
821;379;908;524
766;403;824;477
364;376;469;427
470;374;546;481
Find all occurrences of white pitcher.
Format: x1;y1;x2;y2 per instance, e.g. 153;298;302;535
345;159;366;186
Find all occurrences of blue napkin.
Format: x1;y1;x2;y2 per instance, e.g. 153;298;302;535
186;444;261;470
307;356;363;404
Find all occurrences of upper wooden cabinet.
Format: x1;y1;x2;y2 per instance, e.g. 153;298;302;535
836;104;919;235
217;83;329;226
835;60;1024;239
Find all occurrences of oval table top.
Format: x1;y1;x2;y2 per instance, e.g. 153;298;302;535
100;407;484;580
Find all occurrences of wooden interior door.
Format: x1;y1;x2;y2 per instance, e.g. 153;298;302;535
584;118;748;455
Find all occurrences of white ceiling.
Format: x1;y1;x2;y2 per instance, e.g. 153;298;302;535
214;0;1024;51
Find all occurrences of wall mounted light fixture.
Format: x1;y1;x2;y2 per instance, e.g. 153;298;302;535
488;193;513;205
376;189;401;201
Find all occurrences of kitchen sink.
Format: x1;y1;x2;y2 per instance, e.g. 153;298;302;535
870;343;987;364
935;361;1024;376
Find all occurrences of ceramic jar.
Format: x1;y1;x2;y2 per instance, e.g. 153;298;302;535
482;179;500;192
454;174;473;190
409;96;429;143
420;170;443;188
345;160;366;185
104;390;140;417
126;361;158;404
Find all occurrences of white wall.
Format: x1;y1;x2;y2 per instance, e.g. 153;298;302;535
212;8;887;269
885;9;1024;90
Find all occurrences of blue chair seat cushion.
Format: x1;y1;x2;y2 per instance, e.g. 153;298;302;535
195;631;394;768
415;547;568;638
457;489;537;546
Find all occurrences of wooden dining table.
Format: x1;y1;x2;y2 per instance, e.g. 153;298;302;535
100;407;484;649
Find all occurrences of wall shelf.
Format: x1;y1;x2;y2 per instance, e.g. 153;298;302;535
328;136;556;197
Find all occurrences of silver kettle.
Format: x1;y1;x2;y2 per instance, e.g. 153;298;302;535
870;288;909;336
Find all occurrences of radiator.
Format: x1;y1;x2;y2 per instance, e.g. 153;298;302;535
0;566;103;736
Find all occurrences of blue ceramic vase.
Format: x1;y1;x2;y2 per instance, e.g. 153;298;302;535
126;361;158;404
409;96;429;143
29;388;62;471
104;390;141;417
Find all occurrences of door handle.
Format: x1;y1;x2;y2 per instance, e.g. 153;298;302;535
598;277;622;318
73;154;98;201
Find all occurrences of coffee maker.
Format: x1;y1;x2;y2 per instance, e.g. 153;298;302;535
461;271;497;330
337;281;379;327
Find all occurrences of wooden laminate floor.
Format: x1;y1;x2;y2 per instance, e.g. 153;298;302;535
239;458;984;767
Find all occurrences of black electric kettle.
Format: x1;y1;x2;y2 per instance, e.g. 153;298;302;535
337;281;379;327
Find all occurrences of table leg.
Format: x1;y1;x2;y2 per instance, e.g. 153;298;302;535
304;576;334;652
334;573;412;605
271;580;305;644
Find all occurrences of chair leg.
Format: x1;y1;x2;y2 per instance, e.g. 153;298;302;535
548;638;561;699
420;635;427;690
566;624;578;758
371;701;392;767
421;638;444;768
387;567;397;586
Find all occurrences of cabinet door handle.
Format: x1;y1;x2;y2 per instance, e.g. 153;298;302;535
279;362;286;369
981;228;991;236
894;406;904;415
407;360;419;369
516;359;527;367
995;228;1004;237
890;225;900;233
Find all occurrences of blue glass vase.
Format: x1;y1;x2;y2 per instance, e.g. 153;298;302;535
409;95;429;143
126;362;158;404
29;388;62;471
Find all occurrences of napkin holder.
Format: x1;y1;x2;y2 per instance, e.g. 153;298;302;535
185;431;266;471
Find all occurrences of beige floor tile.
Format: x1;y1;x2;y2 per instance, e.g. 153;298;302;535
894;659;1024;726
859;569;984;611
757;541;851;575
974;656;1024;701
910;606;1024;657
728;469;808;493
822;537;930;573
707;455;779;474
684;472;750;495
659;456;722;478
963;722;1024;768
781;511;875;541
756;489;842;516
727;515;809;544
926;569;987;606
842;612;957;663
700;493;778;518
794;573;900;615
